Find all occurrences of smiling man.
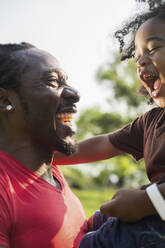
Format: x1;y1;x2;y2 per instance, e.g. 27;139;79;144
0;43;87;248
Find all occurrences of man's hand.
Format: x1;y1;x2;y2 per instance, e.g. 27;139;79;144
100;188;157;223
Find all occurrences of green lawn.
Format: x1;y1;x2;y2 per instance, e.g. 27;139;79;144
72;187;117;218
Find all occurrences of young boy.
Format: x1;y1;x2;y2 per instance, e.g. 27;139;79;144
54;0;165;247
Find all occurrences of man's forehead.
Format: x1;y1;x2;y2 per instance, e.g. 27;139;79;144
14;47;59;68
14;48;68;82
15;47;61;70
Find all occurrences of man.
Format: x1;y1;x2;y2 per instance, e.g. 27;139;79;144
0;42;88;248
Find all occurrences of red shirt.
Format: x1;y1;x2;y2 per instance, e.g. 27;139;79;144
0;150;87;248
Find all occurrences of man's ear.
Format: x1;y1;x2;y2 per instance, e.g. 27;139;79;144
0;88;14;112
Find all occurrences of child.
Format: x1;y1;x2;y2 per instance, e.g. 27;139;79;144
55;0;165;247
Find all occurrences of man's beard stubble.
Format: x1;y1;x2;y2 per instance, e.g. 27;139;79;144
55;135;78;156
17;90;78;156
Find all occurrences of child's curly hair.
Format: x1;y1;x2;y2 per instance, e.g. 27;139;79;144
114;0;165;103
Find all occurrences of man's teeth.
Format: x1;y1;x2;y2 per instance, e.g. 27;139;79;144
56;113;73;124
56;113;73;118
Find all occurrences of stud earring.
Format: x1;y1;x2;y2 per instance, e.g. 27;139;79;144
6;105;13;111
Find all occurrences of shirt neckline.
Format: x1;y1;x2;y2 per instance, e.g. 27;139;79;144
0;149;64;193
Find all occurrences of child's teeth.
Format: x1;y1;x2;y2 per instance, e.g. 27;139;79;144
152;91;157;97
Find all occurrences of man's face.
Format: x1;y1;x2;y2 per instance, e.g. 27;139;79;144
135;17;165;107
13;48;80;155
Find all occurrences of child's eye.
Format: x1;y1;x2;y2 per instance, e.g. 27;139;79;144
134;56;140;63
148;47;159;54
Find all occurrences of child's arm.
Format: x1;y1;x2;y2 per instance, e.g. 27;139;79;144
54;134;124;165
88;184;164;229
79;186;163;248
100;187;161;222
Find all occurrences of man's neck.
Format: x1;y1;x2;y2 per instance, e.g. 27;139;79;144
0;137;62;189
0;139;53;172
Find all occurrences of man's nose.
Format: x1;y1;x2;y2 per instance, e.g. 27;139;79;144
62;87;80;103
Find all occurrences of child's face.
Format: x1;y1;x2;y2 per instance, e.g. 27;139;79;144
135;16;165;107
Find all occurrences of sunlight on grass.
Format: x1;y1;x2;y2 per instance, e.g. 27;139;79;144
72;188;117;218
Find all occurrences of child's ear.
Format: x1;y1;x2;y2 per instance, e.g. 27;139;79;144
0;88;14;112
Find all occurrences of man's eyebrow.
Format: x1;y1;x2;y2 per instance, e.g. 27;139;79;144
43;69;58;77
147;36;165;42
43;69;68;80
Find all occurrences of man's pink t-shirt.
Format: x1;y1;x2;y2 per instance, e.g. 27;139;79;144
0;150;87;248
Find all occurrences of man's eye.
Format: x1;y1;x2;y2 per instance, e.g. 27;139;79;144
47;80;59;88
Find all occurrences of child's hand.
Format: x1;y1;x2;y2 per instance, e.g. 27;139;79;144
100;188;156;222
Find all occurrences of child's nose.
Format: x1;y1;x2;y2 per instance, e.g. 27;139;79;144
137;54;151;68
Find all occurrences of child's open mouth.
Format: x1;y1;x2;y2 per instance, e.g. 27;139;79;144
140;72;162;98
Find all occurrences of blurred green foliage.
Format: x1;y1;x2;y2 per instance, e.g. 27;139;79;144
96;52;149;112
72;187;117;218
60;166;93;189
76;108;129;140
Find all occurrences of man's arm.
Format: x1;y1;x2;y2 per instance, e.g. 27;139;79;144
54;134;124;165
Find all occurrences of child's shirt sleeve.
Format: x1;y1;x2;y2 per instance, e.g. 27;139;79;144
109;114;145;161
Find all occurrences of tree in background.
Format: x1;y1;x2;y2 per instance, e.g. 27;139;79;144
75;52;154;188
96;52;150;116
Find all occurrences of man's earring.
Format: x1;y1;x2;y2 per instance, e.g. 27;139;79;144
6;105;13;111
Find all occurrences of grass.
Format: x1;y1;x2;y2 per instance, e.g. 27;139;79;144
72;187;117;218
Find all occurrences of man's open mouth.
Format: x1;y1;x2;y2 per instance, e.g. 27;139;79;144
56;112;74;127
140;72;162;98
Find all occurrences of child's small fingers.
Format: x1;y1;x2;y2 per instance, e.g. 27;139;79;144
100;200;115;215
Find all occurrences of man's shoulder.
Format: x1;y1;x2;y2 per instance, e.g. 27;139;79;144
0;151;16;194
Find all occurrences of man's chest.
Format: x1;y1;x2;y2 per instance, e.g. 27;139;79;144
8;180;87;248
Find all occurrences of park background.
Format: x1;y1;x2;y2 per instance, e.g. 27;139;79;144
1;0;153;218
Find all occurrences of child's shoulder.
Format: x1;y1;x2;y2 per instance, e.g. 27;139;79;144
143;107;163;118
141;107;164;126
